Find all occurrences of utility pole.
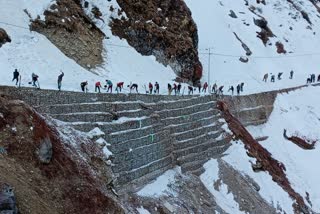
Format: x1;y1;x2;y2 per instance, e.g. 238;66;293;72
205;47;214;84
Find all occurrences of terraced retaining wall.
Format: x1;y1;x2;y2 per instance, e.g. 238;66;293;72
1;85;293;190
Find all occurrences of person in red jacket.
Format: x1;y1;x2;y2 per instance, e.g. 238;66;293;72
95;81;101;93
148;82;153;94
202;82;208;93
116;82;124;93
173;83;177;95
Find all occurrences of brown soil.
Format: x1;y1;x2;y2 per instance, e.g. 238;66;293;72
30;0;105;71
0;94;124;214
111;0;202;85
216;100;312;214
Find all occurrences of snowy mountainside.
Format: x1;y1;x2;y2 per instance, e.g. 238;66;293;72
136;86;320;214
185;0;320;93
0;0;176;93
1;0;320;94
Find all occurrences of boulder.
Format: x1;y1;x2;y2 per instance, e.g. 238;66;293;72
0;28;11;48
38;137;53;164
0;183;18;214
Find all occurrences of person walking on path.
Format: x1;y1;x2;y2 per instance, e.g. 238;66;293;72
289;70;294;79
12;69;19;85
262;73;268;82
228;86;234;95
31;73;39;88
240;82;244;92
173;83;177;95
236;84;241;95
57;71;64;91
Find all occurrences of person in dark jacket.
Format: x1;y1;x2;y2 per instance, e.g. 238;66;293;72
188;86;193;95
81;81;88;92
168;83;172;95
12;69;19;85
57;71;64;91
228;86;234;95
154;82;159;94
317;74;320;82
289;70;294;79
31;73;39;88
236;84;241;95
177;83;182;95
271;75;275;82
240;82;244;92
128;83;138;93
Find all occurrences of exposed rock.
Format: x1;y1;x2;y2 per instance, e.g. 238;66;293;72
218;159;277;214
0;183;18;214
0;95;124;213
253;18;274;45
283;129;316;150
111;0;202;85
239;56;249;63
31;0;105;71
0;28;11;48
275;42;287;54
229;10;238;18
233;32;252;56
37;137;53;164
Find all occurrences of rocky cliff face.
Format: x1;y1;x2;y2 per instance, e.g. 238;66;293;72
110;0;202;84
30;0;105;71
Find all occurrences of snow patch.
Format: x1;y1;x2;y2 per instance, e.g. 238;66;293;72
137;167;181;198
201;159;245;214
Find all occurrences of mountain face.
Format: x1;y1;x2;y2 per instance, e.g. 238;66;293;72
30;0;105;70
111;0;202;84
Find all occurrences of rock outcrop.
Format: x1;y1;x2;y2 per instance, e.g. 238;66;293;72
0;94;124;214
30;0;105;71
111;0;202;85
0;28;11;48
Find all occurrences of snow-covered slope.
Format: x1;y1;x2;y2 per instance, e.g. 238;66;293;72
0;0;176;93
2;0;320;94
185;0;320;94
201;86;320;213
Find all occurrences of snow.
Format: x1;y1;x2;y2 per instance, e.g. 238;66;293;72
221;141;295;213
102;146;112;159
95;137;110;146
136;207;151;214
247;86;320;212
137;167;181;198
0;0;179;94
87;127;105;139
185;0;320;94
201;159;245;214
